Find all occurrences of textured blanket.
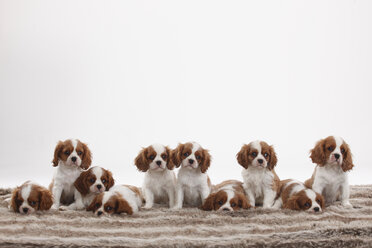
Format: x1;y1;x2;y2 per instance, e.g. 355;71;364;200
0;185;371;248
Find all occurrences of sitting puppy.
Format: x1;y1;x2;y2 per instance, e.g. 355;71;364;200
305;136;354;208
50;139;92;209
172;142;212;209
11;181;53;214
237;140;280;208
60;166;115;210
201;180;251;211
87;185;143;216
273;179;324;212
134;144;176;208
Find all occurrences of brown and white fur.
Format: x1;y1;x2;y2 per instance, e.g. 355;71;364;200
11;181;53;214
87;185;143;216
49;139;92;209
273;179;324;212
172;142;212;209
305;136;354;208
134;144;176;208
237;140;280;208
201;180;251;211
60;166;114;210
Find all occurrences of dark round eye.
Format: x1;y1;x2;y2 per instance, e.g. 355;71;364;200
64;151;70;155
316;199;321;204
106;206;112;211
196;155;201;160
264;153;268;158
327;146;333;151
341;148;345;154
183;152;189;157
149;155;155;160
78;151;83;156
30;201;36;206
218;200;223;205
102;179;106;183
90;178;95;183
304;202;310;207
161;154;167;159
95;203;100;208
251;152;257;157
231;203;236;207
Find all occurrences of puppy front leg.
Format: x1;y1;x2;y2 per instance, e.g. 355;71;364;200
167;186;176;208
173;184;184;209
340;180;352;208
51;185;62;209
143;188;154;209
200;186;211;205
244;188;255;207
263;189;276;208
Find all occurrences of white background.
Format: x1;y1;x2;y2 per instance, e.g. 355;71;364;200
1;0;371;188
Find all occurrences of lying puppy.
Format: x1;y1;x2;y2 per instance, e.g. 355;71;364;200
201;180;251;211
11;181;53;214
60;166;114;210
87;185;143;216
274;179;324;212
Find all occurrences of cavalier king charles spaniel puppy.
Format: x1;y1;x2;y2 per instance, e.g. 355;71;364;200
87;185;143;216
49;139;92;209
60;166;115;210
237;140;280;208
172;142;212;209
134;144;176;208
305;136;354;208
201;180;251;211
11;181;53;214
273;179;324;212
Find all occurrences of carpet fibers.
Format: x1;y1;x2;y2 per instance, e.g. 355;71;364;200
0;185;372;248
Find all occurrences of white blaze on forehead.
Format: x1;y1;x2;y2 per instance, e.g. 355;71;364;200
191;142;201;153
71;139;78;150
305;189;317;200
102;192;114;205
21;184;32;200
250;140;262;153
333;136;344;149
92;166;103;179
219;189;234;210
151;143;166;154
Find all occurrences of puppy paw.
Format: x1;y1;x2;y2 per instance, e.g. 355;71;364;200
58;206;69;211
342;201;353;208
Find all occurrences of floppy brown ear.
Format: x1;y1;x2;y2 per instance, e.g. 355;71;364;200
105;169;115;190
237;193;251;209
237;145;249;169
316;193;325;210
267;145;278;170
11;187;21;213
87;195;100;212
310;139;327;166
52;141;63;167
283;196;300;210
201;193;216;211
38;188;53;210
171;144;184;168
200;149;211;173
80;141;92;170
165;146;175;170
115;197;133;215
341;142;354;172
74;170;90;196
134;148;150;172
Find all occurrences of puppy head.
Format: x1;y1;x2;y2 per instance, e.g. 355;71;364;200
74;166;115;195
87;192;133;216
134;144;173;172
236;141;277;170
11;183;53;214
52;139;92;169
201;190;251;211
310;136;354;172
171;142;211;173
283;189;324;212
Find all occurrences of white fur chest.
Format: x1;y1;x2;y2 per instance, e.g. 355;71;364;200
242;167;274;202
313;165;347;202
178;168;208;206
54;164;82;194
143;170;175;198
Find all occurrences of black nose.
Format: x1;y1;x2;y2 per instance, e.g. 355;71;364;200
223;208;230;211
23;207;29;213
156;160;162;166
97;211;103;216
71;156;77;162
97;184;102;189
314;207;320;212
334;153;340;159
188;159;194;164
257;159;264;164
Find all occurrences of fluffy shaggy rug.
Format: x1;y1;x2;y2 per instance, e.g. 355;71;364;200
0;185;371;248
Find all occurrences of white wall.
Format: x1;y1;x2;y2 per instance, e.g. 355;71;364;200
0;0;371;188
